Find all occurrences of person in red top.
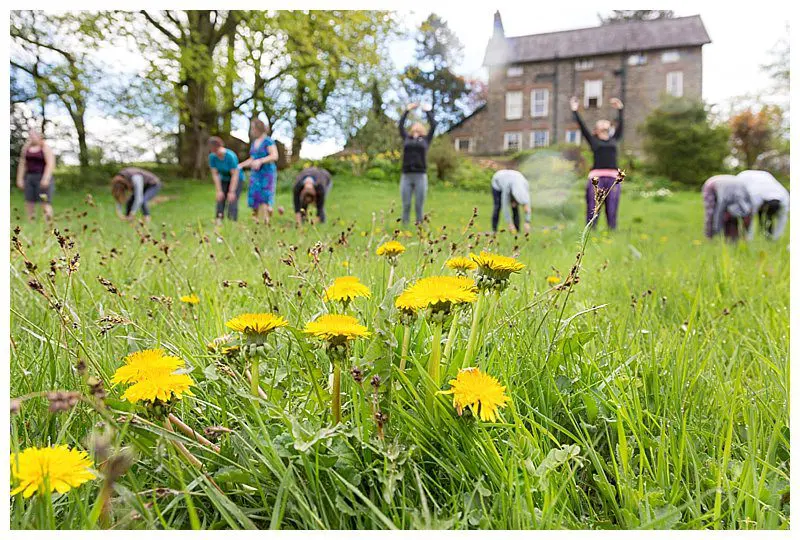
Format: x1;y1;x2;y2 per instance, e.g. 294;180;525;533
15;130;56;222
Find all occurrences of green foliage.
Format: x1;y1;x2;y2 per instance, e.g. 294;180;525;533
642;98;731;186
347;110;401;157
428;134;460;181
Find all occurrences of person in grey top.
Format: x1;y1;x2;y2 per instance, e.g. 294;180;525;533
737;170;789;240
111;167;162;223
491;169;531;234
702;174;753;241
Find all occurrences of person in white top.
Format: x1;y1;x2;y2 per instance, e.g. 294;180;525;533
491;169;531;234
737;170;789;240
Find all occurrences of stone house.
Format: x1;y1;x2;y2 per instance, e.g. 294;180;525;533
448;13;711;155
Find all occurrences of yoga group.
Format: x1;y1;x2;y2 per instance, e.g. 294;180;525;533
14;97;788;241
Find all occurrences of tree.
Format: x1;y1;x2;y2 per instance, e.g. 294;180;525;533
402;13;469;130
342;80;401;156
10;70;36;179
642;98;730;186
10;11;102;169
762;27;789;96
729;106;783;169
599;10;674;24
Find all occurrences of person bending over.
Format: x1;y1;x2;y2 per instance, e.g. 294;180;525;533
111;167;162;223
738;170;789;240
398;102;437;225
491;169;531;234
15;130;56;222
239;119;279;225
702;174;753;242
570;96;624;229
207;136;241;224
294;167;332;225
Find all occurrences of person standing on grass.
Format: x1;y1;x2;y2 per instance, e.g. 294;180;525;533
570;96;624;230
491;169;531;234
398;102;437;226
207;136;241;224
239;119;279;225
293;167;332;225
702;174;754;242
15;130;56;222
111;167;162;223
738;170;789;241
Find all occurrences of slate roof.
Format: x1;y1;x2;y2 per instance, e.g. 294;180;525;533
484;15;710;66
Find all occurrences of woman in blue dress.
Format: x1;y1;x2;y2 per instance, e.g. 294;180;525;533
239;119;279;224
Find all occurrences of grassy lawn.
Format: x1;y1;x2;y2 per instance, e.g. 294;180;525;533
9;171;789;529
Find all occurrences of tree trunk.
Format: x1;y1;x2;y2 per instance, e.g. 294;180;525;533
75;115;89;169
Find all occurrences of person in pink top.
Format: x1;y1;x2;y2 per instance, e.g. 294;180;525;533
15;130;56;222
570;96;624;230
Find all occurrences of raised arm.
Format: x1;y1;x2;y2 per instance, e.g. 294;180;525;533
425;109;437;143
610;98;624;140
398;109;410;139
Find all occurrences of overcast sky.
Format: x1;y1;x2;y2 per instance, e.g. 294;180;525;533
31;3;790;162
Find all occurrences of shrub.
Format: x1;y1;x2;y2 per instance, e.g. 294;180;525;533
642;98;730;186
428;135;460;181
365;167;388;182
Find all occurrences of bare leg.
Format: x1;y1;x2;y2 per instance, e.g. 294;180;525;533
24;202;36;221
42;204;53;223
259;204;270;225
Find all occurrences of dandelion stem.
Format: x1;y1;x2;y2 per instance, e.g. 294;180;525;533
443;312;459;361
463;292;485;368
399;325;411;371
167;413;220;453
245;369;269;400
250;356;260;397
331;362;342;425
387;264;396;290
427;321;443;408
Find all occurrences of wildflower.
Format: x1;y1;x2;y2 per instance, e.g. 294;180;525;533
546;275;561;285
10;445;96;498
445;256;477;275
471;251;525;283
112;349;194;406
439;367;510;422
399;276;477;320
304;314;370;347
226;313;288;337
324;276;371;304
179;293;200;305
376;240;406;258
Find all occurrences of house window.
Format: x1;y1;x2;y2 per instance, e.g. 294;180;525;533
531;88;549;117
454;137;474;153
627;53;647;66
505;91;523;120
531;130;549;148
503;132;522;151
661;50;680;63
565;129;581;145
666;71;684;97
575;59;594;71
506;66;523;77
584;79;603;108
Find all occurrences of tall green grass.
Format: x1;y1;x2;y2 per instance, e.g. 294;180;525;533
9;174;789;529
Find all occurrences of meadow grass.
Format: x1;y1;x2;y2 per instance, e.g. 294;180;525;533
9;173;789;529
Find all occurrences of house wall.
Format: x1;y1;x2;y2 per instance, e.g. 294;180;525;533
449;45;704;156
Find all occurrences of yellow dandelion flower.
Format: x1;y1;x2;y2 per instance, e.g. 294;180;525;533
10;445;96;498
376;240;406;257
226;313;289;336
179;293;200;305
692;239;702;246
398;276;477;315
546;275;561;285
445;256;477;272
471;251;525;275
303;314;370;345
342;261;350;268
439;367;510;422
324;276;371;303
121;373;195;404
111;349;185;385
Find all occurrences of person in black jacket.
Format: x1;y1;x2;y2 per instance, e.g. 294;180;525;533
398;102;437;225
570;96;624;229
293;167;332;225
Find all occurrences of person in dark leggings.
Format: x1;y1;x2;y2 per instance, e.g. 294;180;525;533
570;96;624;229
15;130;56;222
491;169;531;234
398;103;437;225
207;136;241;224
738;170;789;240
293;167;332;225
111;167;162;223
702;174;753;242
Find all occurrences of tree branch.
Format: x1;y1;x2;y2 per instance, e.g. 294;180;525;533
10;29;76;64
212;10;241;47
140;10;181;44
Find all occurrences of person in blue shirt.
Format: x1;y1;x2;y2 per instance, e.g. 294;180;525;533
207;136;241;224
239;119;279;225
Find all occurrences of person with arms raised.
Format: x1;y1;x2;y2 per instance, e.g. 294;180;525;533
398;102;437;226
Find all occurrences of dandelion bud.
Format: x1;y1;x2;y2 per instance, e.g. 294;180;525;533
351;367;364;383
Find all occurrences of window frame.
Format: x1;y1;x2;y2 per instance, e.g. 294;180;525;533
506;66;524;77
661;50;680;64
627;53;647;66
454;137;474;153
530;88;549;118
505;91;523;120
575;59;594;71
503;131;522;151
666;71;684;97
565;129;581;145
531;130;550;148
584;79;603;109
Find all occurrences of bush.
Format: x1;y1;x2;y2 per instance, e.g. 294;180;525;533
642;98;730;186
428;135;459;181
365;167;387;181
